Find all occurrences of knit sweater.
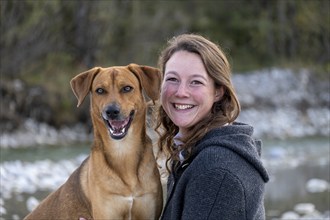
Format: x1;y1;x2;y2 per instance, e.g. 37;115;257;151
161;122;269;220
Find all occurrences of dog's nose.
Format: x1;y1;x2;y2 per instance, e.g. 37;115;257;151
104;104;121;119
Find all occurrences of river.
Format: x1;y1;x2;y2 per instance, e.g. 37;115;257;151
0;137;329;219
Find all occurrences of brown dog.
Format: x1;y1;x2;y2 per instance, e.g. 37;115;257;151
24;64;163;220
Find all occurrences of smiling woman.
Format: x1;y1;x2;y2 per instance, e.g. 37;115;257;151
157;34;241;165
157;34;269;220
161;51;222;135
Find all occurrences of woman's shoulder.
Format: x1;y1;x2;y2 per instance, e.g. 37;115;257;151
192;145;242;168
189;145;267;183
190;124;269;182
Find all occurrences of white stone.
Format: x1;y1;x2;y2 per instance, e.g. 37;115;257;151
26;196;40;212
0;206;6;215
306;178;330;193
281;211;300;219
294;203;315;215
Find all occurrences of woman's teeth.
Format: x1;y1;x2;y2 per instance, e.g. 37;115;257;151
174;104;194;110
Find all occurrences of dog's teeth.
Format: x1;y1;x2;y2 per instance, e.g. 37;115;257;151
103;111;134;140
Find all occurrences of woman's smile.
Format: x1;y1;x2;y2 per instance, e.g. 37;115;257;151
173;103;195;110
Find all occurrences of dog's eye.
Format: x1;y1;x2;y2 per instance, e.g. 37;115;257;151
96;88;105;94
122;86;133;93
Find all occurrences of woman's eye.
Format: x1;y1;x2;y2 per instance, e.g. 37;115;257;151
96;88;105;94
122;86;133;93
166;77;178;82
191;80;203;85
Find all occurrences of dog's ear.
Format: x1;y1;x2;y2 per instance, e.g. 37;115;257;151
70;67;101;107
128;63;161;101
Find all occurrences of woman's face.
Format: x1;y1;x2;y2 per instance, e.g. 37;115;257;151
161;50;222;135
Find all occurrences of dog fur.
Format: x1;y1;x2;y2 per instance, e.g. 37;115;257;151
24;64;163;220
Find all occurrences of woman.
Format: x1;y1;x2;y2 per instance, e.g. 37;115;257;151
157;34;269;220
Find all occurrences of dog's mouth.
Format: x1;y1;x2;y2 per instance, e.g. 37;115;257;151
103;111;134;140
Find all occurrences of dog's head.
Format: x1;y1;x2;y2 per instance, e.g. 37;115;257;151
70;64;161;140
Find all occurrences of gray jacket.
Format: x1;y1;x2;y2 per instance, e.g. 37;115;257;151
161;122;269;220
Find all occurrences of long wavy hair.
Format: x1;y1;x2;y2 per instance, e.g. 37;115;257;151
156;34;240;171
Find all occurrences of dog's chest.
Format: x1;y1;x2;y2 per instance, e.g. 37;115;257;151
108;193;157;219
123;195;134;219
119;193;149;207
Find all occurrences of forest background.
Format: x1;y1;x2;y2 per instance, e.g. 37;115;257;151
1;0;329;133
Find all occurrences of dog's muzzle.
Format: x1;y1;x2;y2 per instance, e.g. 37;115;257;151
102;104;134;140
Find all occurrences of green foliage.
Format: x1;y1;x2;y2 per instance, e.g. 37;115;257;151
1;0;329;127
1;0;328;75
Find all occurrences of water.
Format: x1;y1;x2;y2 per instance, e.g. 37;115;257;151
0;137;329;219
0;143;90;162
262;137;330;218
265;163;330;218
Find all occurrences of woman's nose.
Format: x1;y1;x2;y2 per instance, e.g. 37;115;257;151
175;83;189;97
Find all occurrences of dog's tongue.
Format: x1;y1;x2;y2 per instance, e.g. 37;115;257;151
109;118;129;131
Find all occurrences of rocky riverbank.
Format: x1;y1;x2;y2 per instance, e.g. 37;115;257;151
0;119;92;148
1;68;329;148
234;68;329;139
1;137;329;219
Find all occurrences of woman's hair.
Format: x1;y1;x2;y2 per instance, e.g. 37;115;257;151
156;33;240;170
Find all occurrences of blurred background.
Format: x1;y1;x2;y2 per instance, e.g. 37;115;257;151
0;0;329;219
